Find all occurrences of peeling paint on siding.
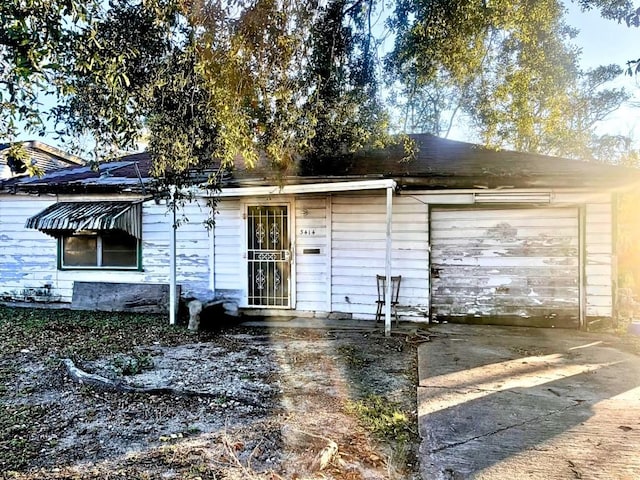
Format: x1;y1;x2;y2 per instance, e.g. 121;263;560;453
431;208;580;327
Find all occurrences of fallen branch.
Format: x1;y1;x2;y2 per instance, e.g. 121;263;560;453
62;358;173;394
281;424;338;471
61;358;264;406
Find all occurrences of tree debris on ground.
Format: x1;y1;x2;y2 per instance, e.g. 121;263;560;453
0;306;419;479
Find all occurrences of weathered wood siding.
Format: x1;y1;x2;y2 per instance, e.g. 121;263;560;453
0;196;57;296
585;202;613;318
1;190;616;324
0;196;212;302
430;207;580;327
212;198;244;294
330;193;430;319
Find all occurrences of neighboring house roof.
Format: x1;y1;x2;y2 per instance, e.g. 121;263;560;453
3;135;640;194
1;152;153;194
0;141;85;179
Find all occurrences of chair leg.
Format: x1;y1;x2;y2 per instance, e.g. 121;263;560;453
375;302;382;323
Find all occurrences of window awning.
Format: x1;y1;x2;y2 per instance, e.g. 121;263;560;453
25;201;142;239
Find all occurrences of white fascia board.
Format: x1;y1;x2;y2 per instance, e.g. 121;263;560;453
200;179;397;198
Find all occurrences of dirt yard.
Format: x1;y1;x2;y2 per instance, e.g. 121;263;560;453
0;307;421;479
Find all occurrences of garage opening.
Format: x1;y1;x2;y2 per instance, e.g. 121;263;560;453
430;207;580;328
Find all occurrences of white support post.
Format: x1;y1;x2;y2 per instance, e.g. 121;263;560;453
169;187;177;325
209;217;216;294
385;185;393;337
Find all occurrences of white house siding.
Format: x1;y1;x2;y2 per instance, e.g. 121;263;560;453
553;192;614;319
294;196;328;312
584;202;614;318
430;207;580;327
0;195;57;296
0;196;212;302
330;193;430;319
212;198;243;295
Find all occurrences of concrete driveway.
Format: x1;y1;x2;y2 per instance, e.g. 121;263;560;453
418;324;640;479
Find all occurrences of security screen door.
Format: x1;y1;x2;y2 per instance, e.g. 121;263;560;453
247;205;291;307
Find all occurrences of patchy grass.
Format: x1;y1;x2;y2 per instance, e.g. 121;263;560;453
0;404;49;471
0;306;420;479
347;394;413;443
346;393;416;471
0;306;206;473
0;306;200;360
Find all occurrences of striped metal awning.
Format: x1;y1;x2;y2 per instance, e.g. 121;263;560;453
26;201;142;238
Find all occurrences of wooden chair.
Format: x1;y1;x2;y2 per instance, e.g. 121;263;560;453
375;275;402;325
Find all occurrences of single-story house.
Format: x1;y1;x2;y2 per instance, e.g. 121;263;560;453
1;141;84;179
1;134;639;329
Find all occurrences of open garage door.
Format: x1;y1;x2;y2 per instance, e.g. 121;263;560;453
430;207;580;328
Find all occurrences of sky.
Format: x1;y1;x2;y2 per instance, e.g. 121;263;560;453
13;1;640;152
564;1;640;139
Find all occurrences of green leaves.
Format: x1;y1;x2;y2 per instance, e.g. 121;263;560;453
389;0;630;159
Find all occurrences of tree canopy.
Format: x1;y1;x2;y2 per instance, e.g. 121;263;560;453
1;0;636;181
387;0;632;159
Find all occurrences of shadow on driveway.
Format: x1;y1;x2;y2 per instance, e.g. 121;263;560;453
418;324;640;479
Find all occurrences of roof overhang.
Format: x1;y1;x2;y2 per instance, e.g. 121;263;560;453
208;179;397;198
25;201;142;238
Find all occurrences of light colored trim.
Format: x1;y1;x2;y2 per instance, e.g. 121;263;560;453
290;197;297;309
579;205;586;329
385;186;393;336
25;140;85;165
399;187;619;195
326;195;332;312
208;198;216;293
169;187;177;325
474;192;551;203
210;179;397;198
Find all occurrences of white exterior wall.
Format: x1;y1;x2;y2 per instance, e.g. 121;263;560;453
554;192;614;318
585;202;613;317
295;196;329;312
212;198;243;293
0;195;211;302
0;196;58;295
212;189;614;323
1;188;615;323
330;193;429;319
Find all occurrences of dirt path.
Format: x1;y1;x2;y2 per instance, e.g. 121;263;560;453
1;320;420;480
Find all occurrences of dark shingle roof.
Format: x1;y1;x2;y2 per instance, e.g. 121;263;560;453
2;152;153;193
0;141;85;179
228;134;640;190
4;135;640;193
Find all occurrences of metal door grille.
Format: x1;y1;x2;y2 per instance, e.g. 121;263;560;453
247;205;290;307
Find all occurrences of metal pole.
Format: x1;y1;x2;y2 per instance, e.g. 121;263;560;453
385;185;393;337
169;186;177;325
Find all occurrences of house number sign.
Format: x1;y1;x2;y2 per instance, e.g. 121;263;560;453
299;228;317;236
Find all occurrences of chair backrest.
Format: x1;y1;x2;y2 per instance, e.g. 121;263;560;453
376;275;402;302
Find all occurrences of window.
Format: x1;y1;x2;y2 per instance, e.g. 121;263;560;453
60;231;140;269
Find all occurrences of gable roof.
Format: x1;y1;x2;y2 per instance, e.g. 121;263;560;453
0;141;85;179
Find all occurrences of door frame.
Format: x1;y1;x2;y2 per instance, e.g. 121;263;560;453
241;197;296;309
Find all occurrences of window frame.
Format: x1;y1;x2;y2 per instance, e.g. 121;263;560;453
58;230;142;271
